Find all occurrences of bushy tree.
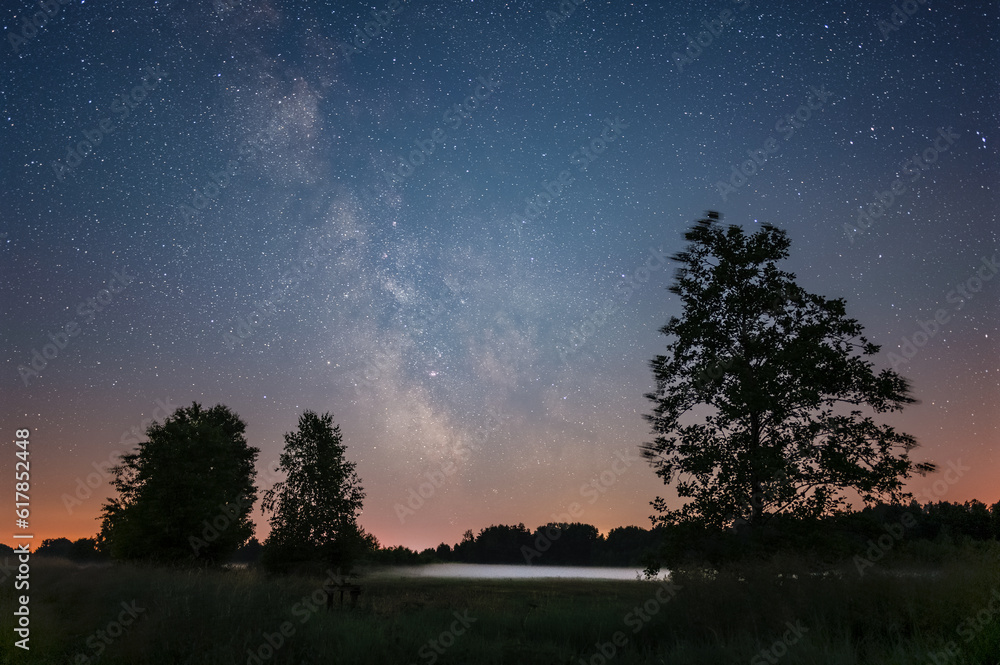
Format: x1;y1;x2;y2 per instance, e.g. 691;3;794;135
35;537;74;558
99;402;259;564
473;524;533;563
34;536;105;562
453;529;476;561
600;526;661;566
528;523;602;565
642;212;935;531
70;537;104;562
231;537;264;565
435;542;453;560
261;411;368;572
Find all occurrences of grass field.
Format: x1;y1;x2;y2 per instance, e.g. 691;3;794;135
2;544;999;664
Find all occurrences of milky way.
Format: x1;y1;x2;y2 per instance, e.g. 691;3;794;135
2;0;996;550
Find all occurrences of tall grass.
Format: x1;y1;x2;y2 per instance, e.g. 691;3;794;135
2;542;998;664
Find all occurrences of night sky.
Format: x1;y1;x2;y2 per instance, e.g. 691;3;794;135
2;0;997;552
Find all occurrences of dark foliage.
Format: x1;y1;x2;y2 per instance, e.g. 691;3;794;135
377;522;664;568
642;212;935;530
99;402;259;565
261;411;372;573
644;499;1000;571
33;537;106;562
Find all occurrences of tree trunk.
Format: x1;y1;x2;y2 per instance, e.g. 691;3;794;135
749;411;763;528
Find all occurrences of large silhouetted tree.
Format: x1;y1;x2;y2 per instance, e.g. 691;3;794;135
261;411;369;572
99;402;259;564
641;212;935;531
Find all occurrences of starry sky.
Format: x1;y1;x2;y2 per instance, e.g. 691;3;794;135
2;0;997;552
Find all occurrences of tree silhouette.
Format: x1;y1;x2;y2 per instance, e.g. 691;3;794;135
473;524;533;563
641;212;935;531
35;537;103;562
35;537;74;558
99;402;259;564
261;411;369;572
528;523;602;565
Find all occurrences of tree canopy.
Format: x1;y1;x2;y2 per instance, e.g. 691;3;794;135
641;212;935;531
261;410;370;572
99;402;259;564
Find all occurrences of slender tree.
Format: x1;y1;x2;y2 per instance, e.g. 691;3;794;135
261;411;368;572
641;212;935;531
99;402;259;564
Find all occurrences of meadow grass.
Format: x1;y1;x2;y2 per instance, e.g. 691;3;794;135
1;543;998;664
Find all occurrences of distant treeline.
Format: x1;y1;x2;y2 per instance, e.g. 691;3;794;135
4;537;105;562
9;499;998;568
373;523;663;567
653;499;1000;569
367;499;1000;568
